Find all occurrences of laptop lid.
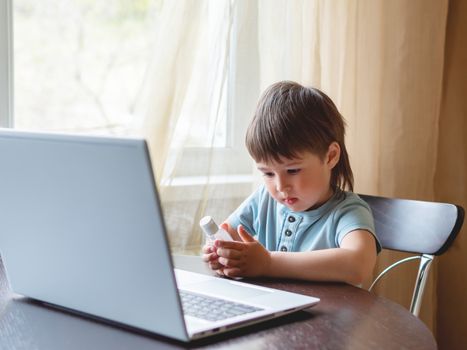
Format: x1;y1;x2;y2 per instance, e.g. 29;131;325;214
0;129;319;342
0;129;189;341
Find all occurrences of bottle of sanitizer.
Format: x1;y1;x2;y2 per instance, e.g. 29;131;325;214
199;216;233;243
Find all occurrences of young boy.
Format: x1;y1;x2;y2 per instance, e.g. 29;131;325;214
202;81;380;285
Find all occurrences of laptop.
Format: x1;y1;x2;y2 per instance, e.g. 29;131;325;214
0;129;319;342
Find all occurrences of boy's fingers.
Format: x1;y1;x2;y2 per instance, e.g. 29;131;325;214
209;260;223;270
221;222;243;241
223;267;241;277
220;222;241;241
202;252;218;263
202;245;213;254
237;225;255;243
218;257;241;267
216;247;241;259
214;239;245;250
214;268;225;276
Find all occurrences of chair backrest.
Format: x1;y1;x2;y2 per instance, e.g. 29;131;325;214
359;194;464;317
360;194;464;255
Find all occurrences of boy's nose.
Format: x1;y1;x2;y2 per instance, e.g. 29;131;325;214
276;177;290;193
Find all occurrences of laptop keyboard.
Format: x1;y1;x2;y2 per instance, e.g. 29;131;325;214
179;290;263;322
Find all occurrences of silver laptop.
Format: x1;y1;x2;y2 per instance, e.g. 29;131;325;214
0;129;319;342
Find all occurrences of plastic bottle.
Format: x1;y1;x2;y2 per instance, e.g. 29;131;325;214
199;216;233;243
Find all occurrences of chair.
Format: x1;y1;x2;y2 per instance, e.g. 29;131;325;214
359;194;464;317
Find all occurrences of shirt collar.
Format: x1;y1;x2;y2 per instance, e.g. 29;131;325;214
279;189;345;221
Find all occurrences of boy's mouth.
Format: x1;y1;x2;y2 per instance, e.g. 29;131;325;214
284;198;298;205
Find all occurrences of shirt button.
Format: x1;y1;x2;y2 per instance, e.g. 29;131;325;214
285;229;293;237
288;216;296;223
280;246;288;252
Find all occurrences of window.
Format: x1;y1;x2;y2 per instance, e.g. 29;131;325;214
1;0;257;198
12;0;161;135
0;0;258;208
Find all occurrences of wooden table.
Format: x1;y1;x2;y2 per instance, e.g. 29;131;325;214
0;256;436;349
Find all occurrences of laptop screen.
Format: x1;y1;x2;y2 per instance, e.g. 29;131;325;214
0;129;188;340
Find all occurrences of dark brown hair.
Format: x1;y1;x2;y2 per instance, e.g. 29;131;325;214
246;81;354;191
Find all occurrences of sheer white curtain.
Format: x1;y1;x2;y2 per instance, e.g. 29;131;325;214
138;0;257;254
140;0;448;331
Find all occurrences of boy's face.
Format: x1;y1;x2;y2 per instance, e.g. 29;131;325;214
256;146;339;212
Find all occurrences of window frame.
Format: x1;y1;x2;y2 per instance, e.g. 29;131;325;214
0;0;13;128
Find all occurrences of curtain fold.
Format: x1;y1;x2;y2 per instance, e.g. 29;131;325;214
139;1;205;182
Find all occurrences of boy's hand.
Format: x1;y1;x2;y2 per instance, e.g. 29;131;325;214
213;225;271;278
202;243;224;273
201;221;239;275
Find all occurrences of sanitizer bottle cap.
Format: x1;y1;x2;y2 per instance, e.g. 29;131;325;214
199;216;218;236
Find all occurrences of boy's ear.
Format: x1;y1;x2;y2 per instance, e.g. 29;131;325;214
326;142;341;169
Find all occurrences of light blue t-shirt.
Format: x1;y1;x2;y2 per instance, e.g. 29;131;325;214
228;186;381;253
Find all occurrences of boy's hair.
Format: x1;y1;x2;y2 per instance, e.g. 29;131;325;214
246;81;354;192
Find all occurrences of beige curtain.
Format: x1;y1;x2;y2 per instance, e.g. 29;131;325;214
434;0;467;348
339;0;448;333
141;0;467;343
257;0;448;331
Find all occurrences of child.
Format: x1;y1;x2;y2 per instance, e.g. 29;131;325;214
202;81;380;285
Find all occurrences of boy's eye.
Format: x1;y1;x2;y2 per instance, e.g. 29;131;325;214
287;169;301;174
262;172;274;178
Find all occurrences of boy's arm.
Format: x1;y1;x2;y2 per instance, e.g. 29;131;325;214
215;226;377;285
267;230;377;285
